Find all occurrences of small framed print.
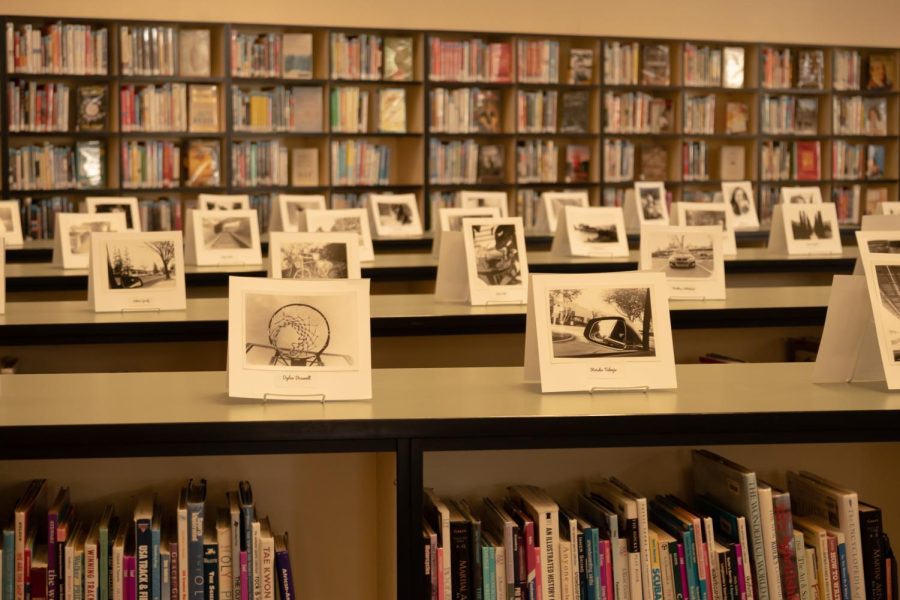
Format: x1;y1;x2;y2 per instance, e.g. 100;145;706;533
184;209;263;266
304;208;375;262
551;206;628;258
877;201;900;216
458;191;509;217
720;181;760;230
85;196;142;231
768;202;842;255
268;232;361;279
52;212;128;269
432;206;501;257
780;186;823;205
88;231;186;312
0;200;25;247
862;255;900;388
625;181;669;230
227;276;372;400
524;271;676;392
461;217;529;305
639;225;726;300
536;191;589;233
197;193;251;211
368;193;424;238
268;194;327;233
673;202;737;256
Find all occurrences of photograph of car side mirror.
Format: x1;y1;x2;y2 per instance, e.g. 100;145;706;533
583;316;645;351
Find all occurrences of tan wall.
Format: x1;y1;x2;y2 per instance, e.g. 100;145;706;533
3;0;900;47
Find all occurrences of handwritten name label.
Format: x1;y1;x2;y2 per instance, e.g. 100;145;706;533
671;285;697;292
131;298;151;304
281;374;311;383
588;365;627;379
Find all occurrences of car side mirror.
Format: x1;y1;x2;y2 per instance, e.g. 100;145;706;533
583;316;628;349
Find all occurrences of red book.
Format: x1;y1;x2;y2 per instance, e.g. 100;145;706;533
795;141;821;180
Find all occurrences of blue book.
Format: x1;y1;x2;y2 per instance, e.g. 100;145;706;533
581;524;600;600
836;537;851;600
186;480;207;600
481;544;492;600
2;521;14;600
151;511;161;600
134;494;155;600
238;482;255;600
650;500;700;600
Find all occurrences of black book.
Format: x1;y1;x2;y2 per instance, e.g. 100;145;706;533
77;85;107;132
559;90;589;134
860;502;885;600
456;501;483;600
477;144;506;183
448;501;472;600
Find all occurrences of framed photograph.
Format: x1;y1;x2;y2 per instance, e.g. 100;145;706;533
639;225;726;300
0;200;25;247
268;194;327;233
432;206;501;257
524;271;676;392
539;191;590;233
861;255;900;388
52;212;128;269
877;201;900;216
184;209;263;266
673;202;737;256
88;231;186;312
720;181;760;230
780;186;823;205
368;193;424;238
633;181;669;225
197;193;251;211
769;202;842;255
304;208;374;262
461;217;529;305
268;232;361;280
551;206;629;258
457;191;509;217
85;196;142;231
227;276;372;400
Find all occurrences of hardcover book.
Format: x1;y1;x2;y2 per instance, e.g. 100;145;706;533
377;88;406;133
640;144;668;181
185;141;220;187
77;86;107;131
282;33;313;79
794;142;821;181
76;141;105;189
568;48;594;84
867;145;886;179
290;149;319;187
564;145;590;183
794;98;819;135
188;85;219;133
559;90;590;134
179;30;211;77
720;146;745;181
477;145;506;183
383;36;414;81
293;86;323;132
723;47;745;88
641;44;671;85
865;55;894;91
474;90;501;134
864;98;888;136
798;50;825;89
725;102;749;134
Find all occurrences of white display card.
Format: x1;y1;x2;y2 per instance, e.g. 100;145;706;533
88;231;186;312
767;202;842;255
197;193;251;211
624;181;669;231
524;271;677;392
639;224;726;300
877;201;900;215
304;208;375;262
672;201;737;256
432;206;501;258
85;196;142;231
458;191;509;217
228;276;372;400
268;232;361;280
268;194;327;233
550;206;629;258
0;200;25;247
534;191;590;233
368;193;424;238
720;181;760;230
52;212;128;269
779;186;823;205
184;209;263;266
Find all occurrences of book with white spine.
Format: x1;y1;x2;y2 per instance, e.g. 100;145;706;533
756;483;784;600
509;486;561;600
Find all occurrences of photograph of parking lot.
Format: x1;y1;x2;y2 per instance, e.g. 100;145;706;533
646;231;715;278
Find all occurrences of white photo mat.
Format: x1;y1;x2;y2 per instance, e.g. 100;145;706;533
184;208;263;266
0;200;24;247
461;217;529;305
304;208;375;262
268;231;361;279
550;205;629;258
720;181;760;230
768;202;842;255
457;191;509;217
85;196;142;231
537;191;590;233
624;182;669;231
672;202;737;256
368;193;424;238
269;194;327;233
779;186;823;205
639;224;726;300
198;193;251;210
52;212;129;269
432;206;501;258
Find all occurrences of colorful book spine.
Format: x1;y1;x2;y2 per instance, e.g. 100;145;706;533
167;542;177;600
150;523;160;600
123;557;135;600
48;514;59;600
734;543;747;600
135;522;150;600
186;507;203;600
201;545;216;600
4;527;15;600
838;541;851;600
238;554;247;600
273;548;293;600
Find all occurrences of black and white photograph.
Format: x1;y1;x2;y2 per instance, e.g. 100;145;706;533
721;182;759;229
202;216;253;249
573;222;619;244
376;201;413;227
105;240;177;289
205;200;246;210
638;186;666;221
458;191;508;216
280;242;349;279
875;265;900;361
781;186;823;205
243;292;357;369
867;240;900;254
470;223;522;286
446;212;497;231
684;208;727;231
0;205;16;234
305;208;374;261
314;216;362;242
548;287;655;359
95;203;135;229
790;207;833;240
647;232;715;278
69;221;114;254
285;201;321;228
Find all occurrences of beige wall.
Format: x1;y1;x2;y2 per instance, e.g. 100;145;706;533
3;0;900;47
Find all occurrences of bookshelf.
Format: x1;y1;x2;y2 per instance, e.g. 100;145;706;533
2;16;900;235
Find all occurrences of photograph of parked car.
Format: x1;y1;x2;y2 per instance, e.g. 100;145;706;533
645;232;715;278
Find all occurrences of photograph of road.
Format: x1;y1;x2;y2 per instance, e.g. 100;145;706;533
646;232;715;278
202;216;253;249
69;221;114;254
106;241;176;289
876;264;900;361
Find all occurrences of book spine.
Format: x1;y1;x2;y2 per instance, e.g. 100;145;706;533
757;490;783;600
123;558;135;600
734;544;747;600
523;522;538;600
472;522;483;600
677;544;690;600
238;512;251;600
237;555;246;600
48;515;59;600
150;529;159;600
772;497;800;600
187;506;203;600
273;551;293;600
135;522;150;600
249;526;260;600
451;522;471;600
682;531;700;600
743;476;769;600
202;545;216;600
560;545;571;600
838;543;851;600
827;538;841;600
177;510;186;600
15;511;27;600
659;541;675;600
626;519;643;600
86;544;98;600
167;543;177;600
99;528;109;600
216;528;232;600
597;538;608;600
581;531;595;600
649;531;663;600
6;530;17;600
159;557;169;600
30;566;47;600
795;534;810;600
859;511;884;600
258;538;272;600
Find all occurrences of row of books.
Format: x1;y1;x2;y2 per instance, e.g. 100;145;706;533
429;88;501;134
761;48;794;89
330;140;391;186
832;142;886;180
603;139;635;182
138;198;184;231
683;44;731;88
428;139;480;184
423;450;894;600
231;86;323;133
681;141;709;181
9;142;105;191
833;50;863;91
121;140;181;189
515;40;560;84
603;42;640;85
20;196;75;240
120;84;188;133
231;141;289;187
761;141;821;181
120;27;211;78
229;31;313;79
330;33;414;81
833;97;888;136
603;93;673;134
760;96;818;136
249;194;275;233
517;90;558;134
516;140;559;183
329;87;406;133
683;95;716;135
0;479;296;600
7;81;70;132
428;38;512;83
5;22;108;75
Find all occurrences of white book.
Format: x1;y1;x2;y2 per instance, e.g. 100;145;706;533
510;486;561;600
787;473;864;600
251;520;262;600
496;542;507;600
483;498;516;600
560;542;573;600
559;509;581;600
653;525;677;600
425;490;452;599
793;516;832;600
806;547;821;600
176;489;188;600
701;514;723;600
259;519;274;600
611;478;653;600
795;532;811;600
226;494;241;600
112;524;125;600
216;510;233;600
85;523;99;600
757;484;784;600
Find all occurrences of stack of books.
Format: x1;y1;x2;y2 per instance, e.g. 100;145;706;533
833;50;862;91
604;41;640;85
832;141;867;180
682;141;709;181
21;196;76;240
833;97;887;136
761;96;818;135
119;26;178;76
8;142;106;191
761;48;792;89
683;44;723;87
137;198;183;232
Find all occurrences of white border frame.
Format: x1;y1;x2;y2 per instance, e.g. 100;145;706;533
460;217;529;306
304;208;375;262
268;232;361;279
553;206;629;258
85;196;142;232
52;213;128;269
541;191;590;233
639;224;726;300
0;200;24;247
457;191;510;217
368;193;424;238
720;181;760;230
197;194;251;211
269;194;327;233
633;181;670;225
674;202;737;256
185;209;263;266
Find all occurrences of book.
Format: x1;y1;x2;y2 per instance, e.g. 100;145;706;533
590;480;647;600
447;501;473;600
482;499;518;600
188;85;219;133
65;522;85;600
474;90;501;134
640;144;668;181
864;98;888;136
794;141;821;180
179;30;211;77
477;144;506;183
865;187;889;215
569;48;594;84
257;520;273;600
215;511;232;600
755;483;785;600
159;519;171;600
85;522;99;600
726;103;749;134
236;483;255;600
202;520;216;600
30;545;48;600
508;487;559;600
124;530;136;600
133;494;154;600
866;55;894;91
47;489;71;600
506;500;540;600
720;146;745;180
798;51;825;89
272;535;294;600
16;480;48;600
77;86;107;131
424;490;452;599
456;502;483;600
293;86;323;133
290;148;319;187
76;141;105;188
642;45;670;85
858;503;884;600
282;33;313;79
560;91;590;134
98;507;115;600
184;480;206;600
378;88;407;133
383;36;414;81
767;486;800;600
795;99;819;135
723;47;745;88
185;141;220;187
565;145;591;183
867;145;886;179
